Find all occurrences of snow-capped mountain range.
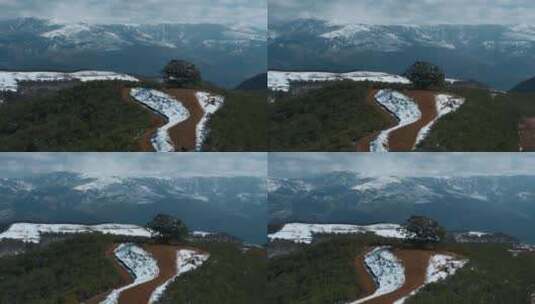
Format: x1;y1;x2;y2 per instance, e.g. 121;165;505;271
269;19;535;90
269;171;535;243
0;18;266;88
0;172;266;244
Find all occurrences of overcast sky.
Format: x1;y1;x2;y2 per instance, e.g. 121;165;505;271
0;0;266;27
0;153;266;178
270;153;535;178
269;0;535;25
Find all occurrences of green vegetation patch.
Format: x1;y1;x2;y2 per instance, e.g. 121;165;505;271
157;242;266;304
408;244;535;304
269;81;391;151
202;91;268;151
0;81;153;151
0;235;121;304
418;88;535;151
268;237;371;304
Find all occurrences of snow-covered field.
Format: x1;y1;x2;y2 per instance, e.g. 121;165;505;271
101;243;159;304
195;92;225;151
130;88;190;152
268;223;411;244
0;71;138;92
394;254;467;304
0;223;153;243
350;246;405;304
148;249;210;304
268;70;411;92
414;94;465;147
370;89;422;152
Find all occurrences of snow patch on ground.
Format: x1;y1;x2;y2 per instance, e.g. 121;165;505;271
148;249;209;304
0;71;138;92
268;223;411;244
101;243;159;304
350;246;405;304
195;92;224;151
130;88;190;152
268;70;411;92
370;90;421;152
415;94;465;147
0;223;153;243
394;254;468;304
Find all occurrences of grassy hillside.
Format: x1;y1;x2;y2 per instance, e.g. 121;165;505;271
202;91;268;151
407;243;535;304
268;236;377;304
0;81;152;151
418;88;535;151
269;82;391;151
157;242;267;304
268;236;535;304
0;235;121;304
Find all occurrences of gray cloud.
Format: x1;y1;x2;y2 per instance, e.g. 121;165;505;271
0;153;267;178
0;0;266;27
269;0;535;25
269;153;535;178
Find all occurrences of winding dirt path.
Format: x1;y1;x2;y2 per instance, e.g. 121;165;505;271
118;245;180;304
165;89;204;152
121;88;166;152
354;249;433;304
357;89;438;152
356;89;396;152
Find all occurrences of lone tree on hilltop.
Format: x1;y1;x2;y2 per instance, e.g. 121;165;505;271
163;59;201;87
406;215;445;245
147;214;188;243
404;61;445;89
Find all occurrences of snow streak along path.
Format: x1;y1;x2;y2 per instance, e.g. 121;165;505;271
370;90;421;152
148;249;209;303
393;254;467;304
350;247;405;304
100;244;159;304
195;92;224;151
267;71;411;92
0;71;138;92
414;94;465;147
130;88;190;152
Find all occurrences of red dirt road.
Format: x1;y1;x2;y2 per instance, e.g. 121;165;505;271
357;89;438;152
353;249;434;304
165;89;204;152
356;89;396;152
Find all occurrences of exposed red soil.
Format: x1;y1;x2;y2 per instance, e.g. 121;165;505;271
354;250;376;297
388;91;437;151
120;88;165;152
357;89;438;152
519;117;535;151
354;249;434;304
165;89;204;152
356;89;397;152
117;245;180;304
85;244;134;304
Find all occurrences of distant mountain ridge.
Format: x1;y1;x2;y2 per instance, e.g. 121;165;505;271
0;172;267;244
269;18;535;90
0;17;267;88
269;171;535;243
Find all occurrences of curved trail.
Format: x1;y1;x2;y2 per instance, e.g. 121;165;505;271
357;89;463;152
353;249;466;304
129;88;224;152
89;244;208;304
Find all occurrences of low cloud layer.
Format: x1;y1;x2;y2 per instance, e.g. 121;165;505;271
0;153;267;178
269;0;535;25
270;153;535;178
0;0;266;27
